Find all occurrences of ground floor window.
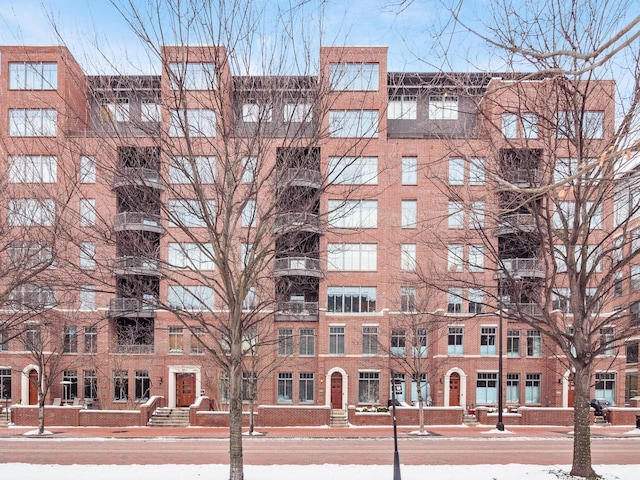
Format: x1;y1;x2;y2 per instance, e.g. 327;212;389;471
299;373;314;403
135;370;150;401
525;373;541;404
358;371;379;404
242;372;257;401
277;372;293;403
506;373;520;403
83;370;97;400
626;372;638;404
595;372;616;403
476;372;497;404
411;373;428;405
114;370;129;401
62;370;78;401
220;373;229;402
0;369;11;400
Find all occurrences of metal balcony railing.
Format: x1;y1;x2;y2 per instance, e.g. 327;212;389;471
113;212;163;233
277;168;322;188
272;257;322;277
107;297;157;317
497;258;546;278
499;169;541;188
275;301;319;321
113;256;161;276
274;212;322;233
112;167;164;190
495;213;536;236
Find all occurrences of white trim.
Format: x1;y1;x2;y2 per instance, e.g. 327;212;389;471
444;367;467;408
168;365;201;408
325;366;348;410
21;364;39;405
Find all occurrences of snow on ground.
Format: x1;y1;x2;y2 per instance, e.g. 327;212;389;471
2;463;637;479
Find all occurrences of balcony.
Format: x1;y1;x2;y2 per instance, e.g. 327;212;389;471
497;169;542;190
275;301;319;321
107;297;156;318
112;167;164;190
272;256;322;278
113;344;154;354
113;256;161;277
274;212;322;234
495;213;537;236
505;302;543;317
113;212;163;233
277;168;322;189
495;258;546;279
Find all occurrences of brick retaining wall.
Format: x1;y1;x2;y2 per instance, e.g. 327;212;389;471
348;406;464;426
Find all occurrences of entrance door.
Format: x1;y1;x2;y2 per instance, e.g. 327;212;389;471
449;372;460;407
28;370;38;405
567;374;575;407
176;373;196;407
330;372;342;409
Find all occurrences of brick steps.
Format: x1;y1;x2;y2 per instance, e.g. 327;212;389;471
149;407;190;427
330;409;348;427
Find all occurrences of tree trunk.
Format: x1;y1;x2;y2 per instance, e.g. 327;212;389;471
417;390;425;434
248;399;255;435
38;394;45;435
228;355;244;480
570;365;597;479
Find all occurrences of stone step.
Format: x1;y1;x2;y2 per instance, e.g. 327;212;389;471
149;407;190;427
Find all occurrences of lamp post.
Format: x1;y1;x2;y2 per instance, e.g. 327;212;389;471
496;284;505;432
391;371;402;480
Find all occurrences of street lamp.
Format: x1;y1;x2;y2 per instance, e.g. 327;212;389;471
390;371;402;480
496;282;505;432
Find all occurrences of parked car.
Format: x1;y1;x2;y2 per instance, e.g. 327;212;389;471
590;398;613;416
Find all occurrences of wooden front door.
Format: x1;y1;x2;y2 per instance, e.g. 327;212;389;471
330;372;342;408
176;373;196;407
449;373;460;407
567;374;575;407
28;369;38;405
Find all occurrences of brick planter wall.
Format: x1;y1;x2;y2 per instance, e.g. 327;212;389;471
475;407;522;425
518;407;585;426
12;405;147;427
79;410;142;427
607;407;640;426
257;405;331;426
194;411;253;427
348;406;463;426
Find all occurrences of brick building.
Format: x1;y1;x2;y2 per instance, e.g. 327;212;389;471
0;44;628;420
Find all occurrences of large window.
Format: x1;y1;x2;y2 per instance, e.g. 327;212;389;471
169;62;216;90
277;372;293;403
0;330;8;352
480;327;496;355
329;110;378;138
391;329;406;357
358;371;380;403
190;327;205;355
80;156;96;184
402;157;418;185
595;372;616;403
448;244;463;272
327;286;376;313
449;158;465;185
470;158;485;185
241;157;257;183
101;99;130;123
242;200;257;227
401;244;417;271
448;201;464;228
429;96;458;120
299;328;315;356
526;330;542;357
558;110;604;139
447;288;462;313
330;63;379;90
80;199;96;227
413;329;428;357
468;245;485;272
299;373;315;403
388;95;417;119
525;373;541;404
8;199;55;226
506;373;520;403
113;370;129;401
9;109;57;136
0;369;11;399
328;156;378;184
141;101;161;122
362;326;378;355
169;156;215;184
84;370;98;400
278;328;294;355
168;199;215;227
135;371;151;401
79;242;96;269
507;329;520;357
327;243;377;271
63;326;78;354
8;242;53;269
79;286;95;311
584;111;604;139
400;287;416;313
168;243;214;270
476;372;498;404
62;370;78;401
242;103;272;122
169;109;216;137
329;326;345;355
168;285;214;310
401;200;417;228
448;326;464;355
470;201;485;228
502;113;517;138
168;326;184;353
9;62;57;89
8;155;57;183
284;103;312;122
469;288;484;314
84;326;97;354
10;284;55;310
328;200;378;228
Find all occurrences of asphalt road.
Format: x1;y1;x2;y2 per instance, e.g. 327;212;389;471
1;437;638;465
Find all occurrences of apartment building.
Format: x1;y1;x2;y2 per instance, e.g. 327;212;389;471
0;44;628;418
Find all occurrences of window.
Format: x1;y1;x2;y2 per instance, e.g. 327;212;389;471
168;199;215;227
141;101;161;122
169;156;215;184
391;329;406;357
476;372;498;404
400;287;416;313
168;243;214;270
79;242;95;269
242;103;272;122
388;95;417;119
9;62;57;89
584;111;604;139
0;369;11;399
599;327;614;356
613;272;623;297
595;372;616;403
448;244;463;272
242;157;257;183
448;201;464;228
401;244;417;271
525;373;541;404
10;285;55;310
506;373;520;403
278;328;294;356
8;199;55;226
468;245;485;272
62;370;78;401
469;158;485;185
328;243;377;271
277;373;293;403
587;201;603;229
480;327;496;355
80;199;96;227
502;113;517;138
242;286;256;310
284;103;312;122
242;200;256;227
553;201;575;229
80;286;95;311
80;156;96;183
362;326;378;355
0;330;7;352
449;158;465;185
522;113;538;139
168;285;214;311
9;109;57;136
113;370;129;401
448;326;463;355
101;99;130;122
527;330;542;357
552;288;571;312
358;371;380;403
8;155;57;183
135;371;150;401
470;201;484;228
299;328;315;356
169;62;216;90
242;372;258;401
468;288;484;314
328;200;378;228
299;373;315;403
190;327;205;354
328;156;378;184
63;326;77;354
168;327;184;353
330;63;379;90
507;330;520;357
327;286;377;313
413;328;428;357
401;200;417;228
447;288;462;314
169;109;216;137
329;110;378;138
84;370;98;400
329;326;345;355
23;323;41;350
8;242;53;269
429;95;458;120
402;157;417;185
627;343;639;364
632;265;640;292
84;326;97;354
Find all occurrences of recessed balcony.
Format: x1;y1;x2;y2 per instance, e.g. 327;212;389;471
107;297;157;318
277;168;322;189
495;213;537;236
274;212;322;234
113;256;161;277
112;167;164;190
113;212;163;233
505;302;543;317
272;256;322;278
495;258;546;279
275;301;319;321
497;169;542;190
